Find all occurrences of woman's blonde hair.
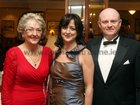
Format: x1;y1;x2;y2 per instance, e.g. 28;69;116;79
17;12;46;39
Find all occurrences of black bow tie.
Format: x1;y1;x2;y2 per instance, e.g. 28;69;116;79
103;40;116;45
103;36;119;45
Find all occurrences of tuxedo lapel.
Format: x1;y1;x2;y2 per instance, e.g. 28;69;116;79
91;37;105;82
106;37;129;83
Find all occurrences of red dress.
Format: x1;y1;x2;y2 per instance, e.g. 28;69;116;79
1;46;53;105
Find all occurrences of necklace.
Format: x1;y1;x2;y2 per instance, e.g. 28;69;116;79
28;54;40;67
23;44;42;67
61;49;67;54
62;43;77;54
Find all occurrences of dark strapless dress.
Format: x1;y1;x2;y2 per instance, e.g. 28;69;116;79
49;45;86;105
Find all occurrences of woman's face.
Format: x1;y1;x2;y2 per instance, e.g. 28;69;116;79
23;19;42;45
61;19;77;44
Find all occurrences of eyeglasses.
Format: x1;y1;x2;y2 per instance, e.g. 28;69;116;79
25;28;42;34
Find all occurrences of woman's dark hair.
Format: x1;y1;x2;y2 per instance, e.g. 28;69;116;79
55;13;85;48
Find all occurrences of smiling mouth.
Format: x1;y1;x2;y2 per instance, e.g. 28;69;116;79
106;29;114;32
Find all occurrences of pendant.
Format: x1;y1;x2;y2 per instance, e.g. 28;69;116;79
34;64;36;66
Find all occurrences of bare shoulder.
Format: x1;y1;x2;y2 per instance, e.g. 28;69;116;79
80;48;92;56
52;46;59;53
79;48;93;65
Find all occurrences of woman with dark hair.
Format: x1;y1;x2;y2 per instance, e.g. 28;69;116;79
55;13;85;47
49;13;94;105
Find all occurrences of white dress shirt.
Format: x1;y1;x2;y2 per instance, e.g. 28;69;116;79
98;36;120;82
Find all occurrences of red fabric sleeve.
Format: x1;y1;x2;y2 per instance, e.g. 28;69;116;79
1;47;17;105
48;48;53;65
44;46;53;65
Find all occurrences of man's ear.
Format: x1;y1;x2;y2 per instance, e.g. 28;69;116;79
98;21;101;28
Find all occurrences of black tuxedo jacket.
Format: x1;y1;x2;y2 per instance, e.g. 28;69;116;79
86;36;140;105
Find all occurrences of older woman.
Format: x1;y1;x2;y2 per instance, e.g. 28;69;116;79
1;13;53;105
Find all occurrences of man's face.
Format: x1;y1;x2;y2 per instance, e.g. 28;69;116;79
98;9;122;38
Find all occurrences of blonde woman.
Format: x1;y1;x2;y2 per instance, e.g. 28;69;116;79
1;13;53;105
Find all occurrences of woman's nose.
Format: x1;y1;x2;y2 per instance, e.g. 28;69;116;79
66;28;70;33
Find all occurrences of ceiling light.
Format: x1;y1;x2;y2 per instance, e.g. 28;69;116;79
128;10;136;15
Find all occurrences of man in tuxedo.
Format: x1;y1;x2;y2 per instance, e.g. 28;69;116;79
86;8;140;105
